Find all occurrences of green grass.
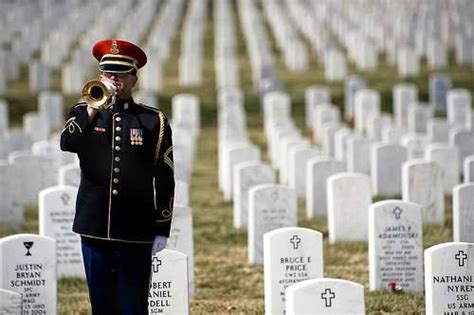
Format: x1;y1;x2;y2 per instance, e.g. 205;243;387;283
1;2;473;314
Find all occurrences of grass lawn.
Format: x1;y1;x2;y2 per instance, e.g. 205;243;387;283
1;2;473;314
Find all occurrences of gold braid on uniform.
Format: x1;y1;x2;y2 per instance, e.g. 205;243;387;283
154;111;165;164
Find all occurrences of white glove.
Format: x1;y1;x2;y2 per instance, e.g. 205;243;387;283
151;235;168;256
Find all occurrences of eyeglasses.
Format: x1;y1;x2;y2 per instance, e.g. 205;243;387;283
101;71;130;79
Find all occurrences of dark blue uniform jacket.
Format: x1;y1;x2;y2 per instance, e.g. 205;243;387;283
60;98;174;243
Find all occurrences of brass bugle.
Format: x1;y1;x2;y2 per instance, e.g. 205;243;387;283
81;80;115;109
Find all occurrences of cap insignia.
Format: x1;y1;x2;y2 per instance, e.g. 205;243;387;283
110;40;119;54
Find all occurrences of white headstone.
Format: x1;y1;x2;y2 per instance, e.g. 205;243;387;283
38;186;84;278
449;129;474;168
38;91;64;130
285;278;365;315
464;155;474;183
0;99;8;135
264;227;323;315
346;135;371;174
429;74;452;114
427;118;451;144
402;160;444;224
393;83;417;129
344;76;366;120
327;173;372;243
452;184;474;242
354;89;381;134
401;134;428;160
425;144;460;194
224;144;260;201
57;163;81;186
248;184;297;265
447;89;472;129
398;47;419;78
325;50;347;82
172;94;200;137
424;242;474;315
0;234;57;314
149;249;189;315
368;200;423;292
312;104;340;144
8;151;44;206
0;162;23;226
167;205;194;296
305;86;330;128
233;161;275;229
288;147;320;198
371;143;407;197
408;103;433;134
306;157;346;219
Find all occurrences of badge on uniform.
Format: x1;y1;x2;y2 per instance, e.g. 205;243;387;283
130;128;143;145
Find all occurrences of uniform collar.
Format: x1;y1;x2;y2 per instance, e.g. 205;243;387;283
112;97;135;112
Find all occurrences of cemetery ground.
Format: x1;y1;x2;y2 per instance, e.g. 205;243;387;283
1;7;474;314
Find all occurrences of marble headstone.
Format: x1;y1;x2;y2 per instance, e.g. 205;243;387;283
285;278;365;315
0;234;57;314
264;227;323;315
148;249;189;315
327;173;372;243
248;184;297;265
368;200;423;292
424;242;474;315
452;184;474;242
38;186;84;278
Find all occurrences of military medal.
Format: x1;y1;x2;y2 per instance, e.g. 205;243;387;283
130;128;143;145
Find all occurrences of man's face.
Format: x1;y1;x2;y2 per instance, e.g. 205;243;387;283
100;71;137;99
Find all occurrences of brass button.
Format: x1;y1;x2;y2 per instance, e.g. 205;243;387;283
115;136;121;141
116;126;122;132
115;116;122;122
115;146;120;151
112;190;118;195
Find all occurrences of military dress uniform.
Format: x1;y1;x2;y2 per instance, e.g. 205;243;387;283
60;39;174;315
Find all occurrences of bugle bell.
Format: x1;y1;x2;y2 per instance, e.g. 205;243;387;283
81;80;116;109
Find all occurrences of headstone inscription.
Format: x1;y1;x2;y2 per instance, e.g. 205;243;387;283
264;227;323;315
38;186;84;278
424;242;474;315
0;234;57;314
368;200;423;293
148;249;189;315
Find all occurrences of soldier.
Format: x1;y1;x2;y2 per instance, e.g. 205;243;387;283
60;39;174;314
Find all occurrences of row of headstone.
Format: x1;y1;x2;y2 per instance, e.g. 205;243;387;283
169;93;201;297
261;0;308;72
0;234;192;315
171;93;200;183
214;0;240;89
179;0;208;86
236;0;280;93
261;208;472;313
145;0;186;63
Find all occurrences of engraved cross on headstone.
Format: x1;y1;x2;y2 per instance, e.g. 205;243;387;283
321;288;336;307
392;206;403;220
152;257;162;273
290;235;301;249
455;250;468;267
